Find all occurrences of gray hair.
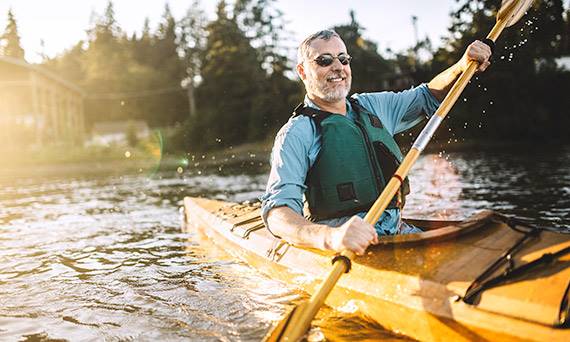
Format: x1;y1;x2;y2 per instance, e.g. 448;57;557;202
297;29;342;64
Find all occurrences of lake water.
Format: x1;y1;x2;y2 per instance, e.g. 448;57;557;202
1;145;569;341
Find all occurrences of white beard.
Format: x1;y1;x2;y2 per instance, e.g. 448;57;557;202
306;75;351;103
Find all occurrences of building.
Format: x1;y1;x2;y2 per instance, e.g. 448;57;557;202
90;120;150;146
0;56;85;148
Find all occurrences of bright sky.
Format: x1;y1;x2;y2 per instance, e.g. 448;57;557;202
1;0;462;63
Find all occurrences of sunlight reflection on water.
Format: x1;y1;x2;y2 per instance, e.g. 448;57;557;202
0;146;568;340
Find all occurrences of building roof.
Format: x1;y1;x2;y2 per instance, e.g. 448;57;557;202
0;55;85;96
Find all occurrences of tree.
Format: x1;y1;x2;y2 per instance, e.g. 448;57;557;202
233;0;301;138
234;0;291;74
143;4;187;125
191;0;266;148
43;41;86;83
427;0;570;142
180;0;208;119
0;9;25;59
333;11;395;93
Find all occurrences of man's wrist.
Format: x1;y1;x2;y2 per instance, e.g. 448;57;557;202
322;225;336;251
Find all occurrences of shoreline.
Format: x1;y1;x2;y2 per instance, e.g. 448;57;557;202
2;139;567;180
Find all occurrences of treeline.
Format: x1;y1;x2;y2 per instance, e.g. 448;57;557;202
429;0;570;142
43;0;303;151
2;0;570;151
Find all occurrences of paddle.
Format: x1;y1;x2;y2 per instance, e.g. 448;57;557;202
264;1;535;340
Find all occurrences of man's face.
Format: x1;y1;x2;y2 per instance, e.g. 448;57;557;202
298;36;352;103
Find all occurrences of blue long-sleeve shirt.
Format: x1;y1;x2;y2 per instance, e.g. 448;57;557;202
260;84;440;236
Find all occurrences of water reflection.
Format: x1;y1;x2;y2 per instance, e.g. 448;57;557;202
0;146;568;340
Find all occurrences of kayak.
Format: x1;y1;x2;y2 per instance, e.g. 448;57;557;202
183;196;570;341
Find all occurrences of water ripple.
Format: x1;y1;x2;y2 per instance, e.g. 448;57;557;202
0;147;568;340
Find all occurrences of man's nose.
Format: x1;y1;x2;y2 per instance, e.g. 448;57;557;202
331;58;344;70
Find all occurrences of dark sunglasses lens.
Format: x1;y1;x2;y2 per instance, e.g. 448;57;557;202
315;55;334;67
338;55;351;65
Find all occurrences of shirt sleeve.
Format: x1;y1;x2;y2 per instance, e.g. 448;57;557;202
353;83;440;135
259;117;315;235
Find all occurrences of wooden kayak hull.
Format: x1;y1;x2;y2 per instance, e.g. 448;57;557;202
183;197;570;341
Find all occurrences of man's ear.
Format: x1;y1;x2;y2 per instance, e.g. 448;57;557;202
296;63;306;80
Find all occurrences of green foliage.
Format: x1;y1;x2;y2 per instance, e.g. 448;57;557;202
333;11;395;93
190;1;265;148
33;0;570;154
43;1;188;129
0;9;25;59
233;0;301;140
184;0;299;150
430;0;570;142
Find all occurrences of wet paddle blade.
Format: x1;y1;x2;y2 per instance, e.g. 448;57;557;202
498;0;535;27
264;303;309;342
264;306;296;342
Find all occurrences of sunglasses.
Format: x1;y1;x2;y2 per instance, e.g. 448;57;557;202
313;53;352;67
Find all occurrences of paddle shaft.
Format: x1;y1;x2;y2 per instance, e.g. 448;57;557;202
270;7;516;342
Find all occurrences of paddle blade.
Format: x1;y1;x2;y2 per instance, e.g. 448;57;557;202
498;0;535;27
264;302;309;342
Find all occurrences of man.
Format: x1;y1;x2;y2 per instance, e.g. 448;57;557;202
260;30;491;255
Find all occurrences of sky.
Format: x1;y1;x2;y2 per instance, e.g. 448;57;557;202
0;0;501;63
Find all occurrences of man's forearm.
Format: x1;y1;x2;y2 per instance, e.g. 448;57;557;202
428;40;492;102
266;206;333;250
427;62;463;102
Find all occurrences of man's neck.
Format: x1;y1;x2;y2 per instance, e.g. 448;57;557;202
308;95;346;115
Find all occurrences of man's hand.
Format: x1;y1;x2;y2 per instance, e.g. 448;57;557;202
428;39;493;101
459;40;493;73
327;216;379;255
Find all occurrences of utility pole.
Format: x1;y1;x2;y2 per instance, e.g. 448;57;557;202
411;15;419;71
411;15;419;47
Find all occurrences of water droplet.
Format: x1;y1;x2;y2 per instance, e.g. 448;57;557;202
125;151;131;158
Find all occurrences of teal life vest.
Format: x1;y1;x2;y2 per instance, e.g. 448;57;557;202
294;98;410;221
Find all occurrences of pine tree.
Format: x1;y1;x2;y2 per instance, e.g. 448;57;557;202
333;11;394;93
233;0;300;137
180;0;208;119
430;0;570;141
145;4;187;125
234;0;291;74
192;0;265;148
0;9;25;59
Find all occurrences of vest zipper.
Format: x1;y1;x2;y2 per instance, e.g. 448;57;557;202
353;119;383;194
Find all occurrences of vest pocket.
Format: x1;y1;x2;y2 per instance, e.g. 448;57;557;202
337;182;357;202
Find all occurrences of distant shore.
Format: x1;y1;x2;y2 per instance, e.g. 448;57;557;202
0;140;274;179
2;138;566;180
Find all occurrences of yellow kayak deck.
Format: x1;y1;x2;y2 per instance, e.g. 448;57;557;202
183;197;570;341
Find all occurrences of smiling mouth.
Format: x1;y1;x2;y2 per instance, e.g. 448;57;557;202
326;75;346;83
